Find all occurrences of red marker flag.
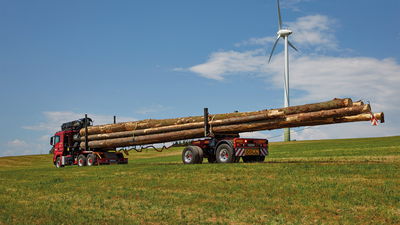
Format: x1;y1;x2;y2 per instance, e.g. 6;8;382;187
370;113;378;126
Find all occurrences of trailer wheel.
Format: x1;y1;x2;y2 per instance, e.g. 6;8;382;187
216;144;235;163
77;154;87;167
55;157;64;168
87;154;97;166
182;146;203;164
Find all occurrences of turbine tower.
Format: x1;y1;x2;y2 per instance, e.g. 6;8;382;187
268;0;298;142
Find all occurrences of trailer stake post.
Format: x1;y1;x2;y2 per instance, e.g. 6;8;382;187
85;114;89;150
204;108;209;137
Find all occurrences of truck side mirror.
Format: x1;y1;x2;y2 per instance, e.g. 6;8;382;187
50;137;54;146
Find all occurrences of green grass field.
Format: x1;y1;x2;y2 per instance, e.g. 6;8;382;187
0;136;399;224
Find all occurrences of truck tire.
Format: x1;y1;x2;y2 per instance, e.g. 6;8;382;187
258;156;266;162
55;157;64;168
87;154;97;166
216;144;236;163
77;154;87;167
182;146;203;164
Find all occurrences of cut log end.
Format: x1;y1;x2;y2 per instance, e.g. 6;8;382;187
376;112;384;123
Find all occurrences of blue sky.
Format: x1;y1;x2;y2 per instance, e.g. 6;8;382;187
1;0;399;156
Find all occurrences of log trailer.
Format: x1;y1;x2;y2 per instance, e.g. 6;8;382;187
50;110;269;167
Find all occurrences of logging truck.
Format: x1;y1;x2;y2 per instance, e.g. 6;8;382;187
50;98;383;167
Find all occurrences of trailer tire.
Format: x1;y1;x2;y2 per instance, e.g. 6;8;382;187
182;146;203;164
77;154;87;167
55;157;64;168
87;154;97;166
216;144;235;163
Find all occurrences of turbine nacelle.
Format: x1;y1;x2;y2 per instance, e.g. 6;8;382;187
277;29;293;37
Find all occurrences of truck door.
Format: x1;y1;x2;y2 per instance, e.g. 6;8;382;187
54;135;63;153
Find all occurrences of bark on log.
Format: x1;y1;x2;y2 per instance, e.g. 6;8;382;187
81;105;373;149
80;98;353;136
81;103;365;142
352;101;364;106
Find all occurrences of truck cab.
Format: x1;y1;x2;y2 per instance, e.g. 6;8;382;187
50;130;76;166
50;118;128;168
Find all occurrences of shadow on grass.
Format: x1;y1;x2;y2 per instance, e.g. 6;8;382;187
131;160;387;166
265;160;387;164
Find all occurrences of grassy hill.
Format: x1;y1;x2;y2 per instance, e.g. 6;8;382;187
0;136;399;224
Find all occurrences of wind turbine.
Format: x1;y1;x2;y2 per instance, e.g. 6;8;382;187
268;0;298;142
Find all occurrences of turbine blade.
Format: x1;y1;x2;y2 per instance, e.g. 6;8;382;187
288;40;298;51
268;36;280;63
277;0;283;29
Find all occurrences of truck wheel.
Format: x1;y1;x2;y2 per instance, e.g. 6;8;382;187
216;144;235;163
55;157;64;168
182;146;203;164
77;155;87;167
87;154;97;166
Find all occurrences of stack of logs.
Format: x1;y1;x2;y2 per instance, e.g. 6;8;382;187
79;98;384;149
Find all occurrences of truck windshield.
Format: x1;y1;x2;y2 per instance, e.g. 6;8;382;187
55;135;60;144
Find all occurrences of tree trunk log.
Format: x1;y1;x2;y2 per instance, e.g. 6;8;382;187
80;98;353;136
81;102;365;142
81;105;374;149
